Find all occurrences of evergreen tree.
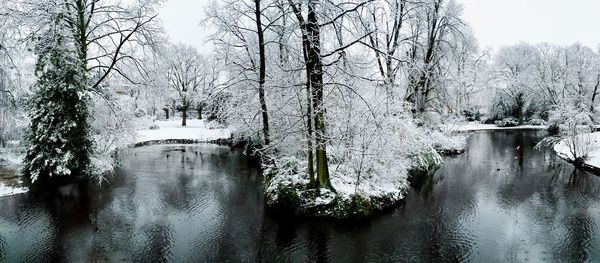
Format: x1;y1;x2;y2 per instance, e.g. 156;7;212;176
23;7;92;183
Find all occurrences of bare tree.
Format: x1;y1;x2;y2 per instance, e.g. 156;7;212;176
3;0;163;91
165;44;206;127
289;0;373;189
405;0;465;113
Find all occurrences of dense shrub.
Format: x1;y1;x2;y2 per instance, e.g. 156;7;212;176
495;117;520;127
527;118;545;126
481;117;496;124
547;123;560;135
461;108;481;121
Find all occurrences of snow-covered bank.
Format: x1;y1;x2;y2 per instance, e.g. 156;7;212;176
0;146;28;197
135;119;232;146
444;122;548;132
0;143;23;170
554;132;600;173
0;181;27;197
264;150;442;219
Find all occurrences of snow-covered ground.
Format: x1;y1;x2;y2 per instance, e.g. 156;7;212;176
135;119;232;145
0;146;28;197
554;132;600;171
0;181;27;197
443;122;548;132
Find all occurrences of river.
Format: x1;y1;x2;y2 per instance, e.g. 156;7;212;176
1;131;599;262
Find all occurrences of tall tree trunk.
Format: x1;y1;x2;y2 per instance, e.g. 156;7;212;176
591;74;600;113
255;0;271;146
182;105;187;126
74;0;88;72
289;0;331;189
277;0;288;65
301;25;315;185
306;0;332;190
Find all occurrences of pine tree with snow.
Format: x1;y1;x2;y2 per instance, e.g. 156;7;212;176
23;8;92;183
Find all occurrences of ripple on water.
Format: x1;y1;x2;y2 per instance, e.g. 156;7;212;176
1;133;600;262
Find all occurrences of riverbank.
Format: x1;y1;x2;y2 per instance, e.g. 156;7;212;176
263;157;417;219
0;119;233;197
443;122;548;132
264;144;447;219
554;132;600;173
135;119;232;145
0;144;27;197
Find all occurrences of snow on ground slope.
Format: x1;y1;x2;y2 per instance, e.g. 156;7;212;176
0;182;27;197
443;122;548;132
554;132;600;170
0;147;28;197
135;119;232;144
446;122;600;132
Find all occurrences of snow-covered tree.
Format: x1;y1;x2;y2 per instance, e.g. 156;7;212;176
489;42;600;123
164;44;207;126
23;5;92;182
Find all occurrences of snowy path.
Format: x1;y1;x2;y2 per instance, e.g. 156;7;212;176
135;119;232;145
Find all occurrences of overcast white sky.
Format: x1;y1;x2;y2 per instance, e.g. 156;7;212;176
158;0;212;53
159;0;600;53
459;0;600;50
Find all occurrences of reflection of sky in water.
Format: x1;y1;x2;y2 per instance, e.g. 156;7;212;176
1;133;600;262
259;131;600;262
437;131;600;262
0;144;262;262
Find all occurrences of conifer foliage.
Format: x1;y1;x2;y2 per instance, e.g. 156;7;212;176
23;6;92;183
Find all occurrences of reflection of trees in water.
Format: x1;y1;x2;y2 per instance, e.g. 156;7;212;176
257;214;300;262
0;233;5;261
44;183;94;261
258;132;600;262
306;225;331;263
554;169;599;262
151;145;264;262
557;213;594;262
134;223;173;263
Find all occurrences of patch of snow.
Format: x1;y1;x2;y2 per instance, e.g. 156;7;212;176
135;119;232;144
554;132;600;169
0;182;27;197
443;122;548;132
0;146;24;170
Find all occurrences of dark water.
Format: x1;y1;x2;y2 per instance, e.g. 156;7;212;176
1;131;600;262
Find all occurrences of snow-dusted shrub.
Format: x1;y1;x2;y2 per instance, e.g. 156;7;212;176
0;110;26;148
89;93;136;181
263;102;448;218
527;118;545;126
537;105;597;166
429;130;468;155
461;107;481;121
204;119;226;130
496;117;520;127
0;146;24;170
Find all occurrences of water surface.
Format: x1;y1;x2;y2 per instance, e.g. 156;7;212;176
1;131;600;262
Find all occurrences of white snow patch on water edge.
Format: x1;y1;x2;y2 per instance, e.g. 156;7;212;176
554;132;600;169
265;157;409;209
0;182;28;197
135;119;232;144
443;122;548;132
